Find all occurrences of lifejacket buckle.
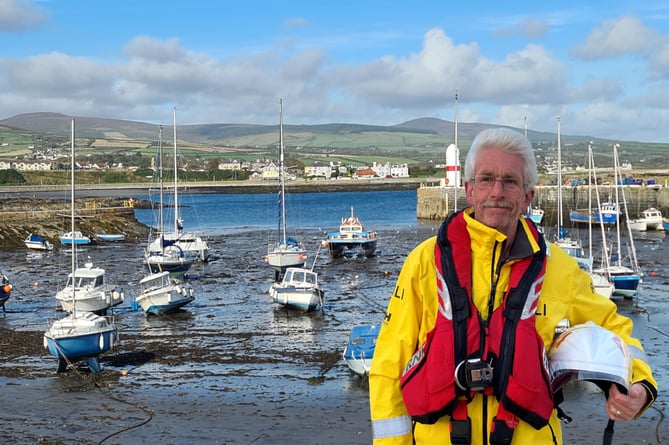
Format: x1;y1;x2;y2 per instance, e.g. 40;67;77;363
455;358;494;392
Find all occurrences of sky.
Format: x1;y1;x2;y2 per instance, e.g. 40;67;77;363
1;1;669;143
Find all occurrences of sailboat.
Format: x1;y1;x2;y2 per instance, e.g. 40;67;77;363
554;117;585;258
594;144;642;298
44;119;119;373
579;142;614;299
265;99;308;281
144;117;194;278
523;116;544;226
146;107;209;262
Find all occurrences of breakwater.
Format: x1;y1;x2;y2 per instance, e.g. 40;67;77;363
417;185;669;224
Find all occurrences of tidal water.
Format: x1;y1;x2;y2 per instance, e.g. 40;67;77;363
1;189;667;443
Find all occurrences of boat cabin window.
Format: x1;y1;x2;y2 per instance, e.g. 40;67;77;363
69;275;102;287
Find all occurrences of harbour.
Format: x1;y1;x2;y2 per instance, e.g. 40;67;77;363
0;189;667;443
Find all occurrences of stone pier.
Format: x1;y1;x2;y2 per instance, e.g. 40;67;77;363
417;185;669;223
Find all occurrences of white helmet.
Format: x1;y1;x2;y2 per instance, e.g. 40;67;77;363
548;321;632;393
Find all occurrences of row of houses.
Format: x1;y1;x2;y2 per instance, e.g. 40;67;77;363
268;161;410;180
1;157;410;180
0;160;116;171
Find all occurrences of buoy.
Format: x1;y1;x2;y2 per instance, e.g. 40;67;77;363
120;369;128;376
34;281;39;287
650;271;657;277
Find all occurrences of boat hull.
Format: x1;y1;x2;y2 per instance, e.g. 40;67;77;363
326;239;377;258
44;312;118;373
56;287;124;314
96;234;126;242
59;231;91;245
271;287;323;312
136;274;195;316
568;209;591;224
343;324;380;376
144;251;193;277
24;234;54;251
610;275;641;298
148;233;209;262
266;248;307;273
0;288;10;309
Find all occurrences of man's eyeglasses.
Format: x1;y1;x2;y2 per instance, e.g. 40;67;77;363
472;175;526;192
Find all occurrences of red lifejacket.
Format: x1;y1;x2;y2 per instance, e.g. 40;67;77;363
400;211;554;436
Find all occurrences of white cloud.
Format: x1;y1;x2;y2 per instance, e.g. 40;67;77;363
571;15;659;60
0;0;46;32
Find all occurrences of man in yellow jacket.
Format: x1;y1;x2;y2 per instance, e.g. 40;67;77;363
369;128;656;444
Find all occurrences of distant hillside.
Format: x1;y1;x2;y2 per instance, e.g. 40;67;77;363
0;112;573;146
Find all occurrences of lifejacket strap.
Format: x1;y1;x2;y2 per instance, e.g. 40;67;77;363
449;399;471;445
490;404;519;445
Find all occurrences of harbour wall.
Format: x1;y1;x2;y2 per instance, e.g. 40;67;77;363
417;185;669;225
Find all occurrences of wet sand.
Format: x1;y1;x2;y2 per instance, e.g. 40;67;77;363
0;228;667;444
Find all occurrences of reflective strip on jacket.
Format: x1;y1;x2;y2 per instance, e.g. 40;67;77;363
369;208;657;445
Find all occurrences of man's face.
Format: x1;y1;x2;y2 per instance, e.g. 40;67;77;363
465;147;534;237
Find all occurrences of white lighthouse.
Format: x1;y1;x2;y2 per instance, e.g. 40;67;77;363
444;143;461;187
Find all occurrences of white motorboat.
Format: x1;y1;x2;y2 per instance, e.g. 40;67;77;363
637;207;663;231
269;267;324;312
55;261;125;314
135;271;195;316
24;233;54;251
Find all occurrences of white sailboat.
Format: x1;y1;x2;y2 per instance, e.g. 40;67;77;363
594;144;642;298
580;142;614;299
144;118;193;278
554;117;584;258
265;99;307;281
44;119;119;373
146;107;209;262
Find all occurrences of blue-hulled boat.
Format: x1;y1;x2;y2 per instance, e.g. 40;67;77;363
59;230;91;245
594;202;619;225
44;310;119;373
343;324;380;376
44;119;119;373
323;207;377;258
662;217;669;231
24;233;54;251
1;270;12;312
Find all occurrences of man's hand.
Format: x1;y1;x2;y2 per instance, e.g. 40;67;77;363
606;383;648;421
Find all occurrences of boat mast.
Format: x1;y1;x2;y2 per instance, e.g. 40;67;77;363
556;116;563;238
70;118;77;313
453;91;458;211
173;107;180;235
279;99;287;243
158;125;165;237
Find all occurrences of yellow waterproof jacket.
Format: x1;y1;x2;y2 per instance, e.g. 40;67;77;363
369;209;656;445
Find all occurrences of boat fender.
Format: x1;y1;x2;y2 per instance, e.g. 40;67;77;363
2;284;11;293
99;333;105;350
